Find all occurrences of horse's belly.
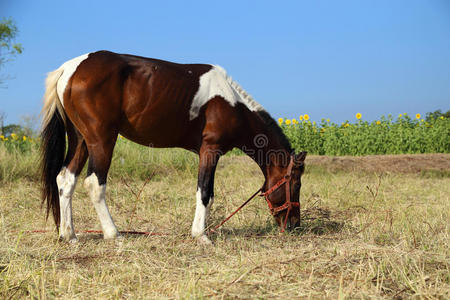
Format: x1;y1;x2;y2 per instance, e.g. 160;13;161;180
119;108;200;150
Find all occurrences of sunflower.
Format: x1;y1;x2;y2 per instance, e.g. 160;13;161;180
285;119;291;125
415;113;421;119
303;114;310;121
376;120;381;125
278;118;283;125
356;113;362;119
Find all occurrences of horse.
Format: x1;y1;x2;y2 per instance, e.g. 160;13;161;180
40;50;306;244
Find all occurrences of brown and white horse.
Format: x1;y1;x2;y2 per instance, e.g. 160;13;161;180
41;51;306;244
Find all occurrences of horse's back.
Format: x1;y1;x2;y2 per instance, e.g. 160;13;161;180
56;50;264;150
61;51;211;148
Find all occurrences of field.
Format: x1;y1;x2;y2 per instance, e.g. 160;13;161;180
281;113;449;155
0;139;449;298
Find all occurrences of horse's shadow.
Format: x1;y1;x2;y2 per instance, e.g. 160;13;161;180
211;207;346;239
71;207;346;242
294;207;346;235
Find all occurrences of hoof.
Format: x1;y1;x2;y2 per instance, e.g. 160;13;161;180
103;232;122;240
196;235;213;245
59;235;78;244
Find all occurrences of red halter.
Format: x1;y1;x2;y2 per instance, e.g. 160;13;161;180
261;155;300;232
211;155;300;234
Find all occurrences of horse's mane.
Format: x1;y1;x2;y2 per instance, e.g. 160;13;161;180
215;66;292;153
215;65;264;113
256;110;293;153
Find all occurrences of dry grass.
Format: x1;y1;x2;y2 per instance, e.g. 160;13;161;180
0;152;449;299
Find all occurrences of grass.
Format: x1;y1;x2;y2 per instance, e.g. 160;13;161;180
0;142;449;298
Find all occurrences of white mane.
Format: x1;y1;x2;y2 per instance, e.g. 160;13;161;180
190;65;265;120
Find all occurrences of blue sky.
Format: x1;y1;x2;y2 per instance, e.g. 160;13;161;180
1;0;449;125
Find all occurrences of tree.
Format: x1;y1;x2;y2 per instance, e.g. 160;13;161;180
1;123;23;136
0;18;23;134
425;109;450;122
0;111;5;135
0;17;23;84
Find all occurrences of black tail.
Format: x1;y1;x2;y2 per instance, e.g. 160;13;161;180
41;109;66;230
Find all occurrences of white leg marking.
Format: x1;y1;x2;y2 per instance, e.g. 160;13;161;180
84;173;120;239
192;188;212;245
56;167;78;242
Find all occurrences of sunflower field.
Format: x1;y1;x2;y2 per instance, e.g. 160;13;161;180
0;133;37;153
0;113;449;158
279;113;449;156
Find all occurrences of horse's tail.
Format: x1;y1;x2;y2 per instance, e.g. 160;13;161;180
40;68;66;230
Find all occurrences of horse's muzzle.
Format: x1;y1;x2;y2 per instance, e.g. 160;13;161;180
274;211;300;231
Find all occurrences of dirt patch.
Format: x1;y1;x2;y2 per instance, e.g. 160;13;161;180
306;153;450;174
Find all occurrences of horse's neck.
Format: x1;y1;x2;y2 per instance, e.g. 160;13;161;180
239;112;291;180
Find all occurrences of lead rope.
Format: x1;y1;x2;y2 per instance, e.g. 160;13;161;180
209;187;262;233
24;180;294;237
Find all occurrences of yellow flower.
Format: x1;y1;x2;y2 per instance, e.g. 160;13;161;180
292;119;298;124
11;133;18;140
415;113;421;119
299;115;303;121
356;113;362;119
344;123;349;128
278;117;283;125
285;119;291;125
440;116;444;120
303;114;310;121
0;135;4;140
23;136;27;141
398;114;402;118
376;120;381;125
326;118;330;122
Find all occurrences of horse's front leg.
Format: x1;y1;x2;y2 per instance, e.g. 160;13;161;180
192;145;220;245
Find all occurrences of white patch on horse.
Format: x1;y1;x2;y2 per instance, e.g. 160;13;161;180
84;173;120;239
190;65;264;120
56;53;90;107
191;188;212;244
56;167;77;242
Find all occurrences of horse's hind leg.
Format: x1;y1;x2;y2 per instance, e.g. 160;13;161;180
83;136;120;239
57;123;88;242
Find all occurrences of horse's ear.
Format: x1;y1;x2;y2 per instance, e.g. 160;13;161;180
294;151;307;165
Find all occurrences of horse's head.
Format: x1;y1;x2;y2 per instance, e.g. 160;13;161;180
263;151;307;231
